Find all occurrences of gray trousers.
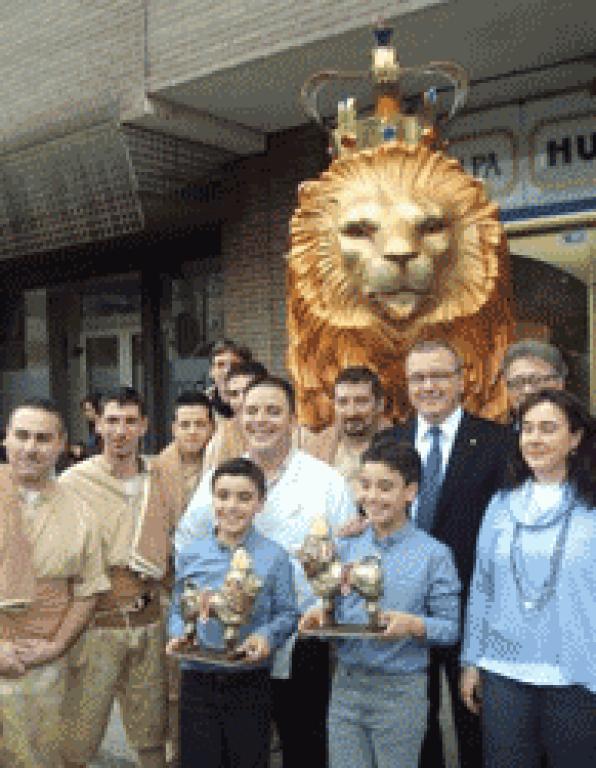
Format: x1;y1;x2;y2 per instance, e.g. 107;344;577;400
329;665;427;768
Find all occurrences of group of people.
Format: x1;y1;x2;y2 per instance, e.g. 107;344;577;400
0;336;593;768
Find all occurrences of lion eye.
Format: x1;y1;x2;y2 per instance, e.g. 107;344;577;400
342;220;378;239
418;216;445;236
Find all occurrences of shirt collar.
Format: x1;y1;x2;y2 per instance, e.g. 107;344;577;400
212;524;258;553
417;405;463;441
370;519;415;548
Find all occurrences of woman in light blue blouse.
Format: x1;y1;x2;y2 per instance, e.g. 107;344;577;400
461;389;596;768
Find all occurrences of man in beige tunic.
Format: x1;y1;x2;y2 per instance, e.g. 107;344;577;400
0;399;109;768
300;366;388;496
60;388;175;768
153;391;215;525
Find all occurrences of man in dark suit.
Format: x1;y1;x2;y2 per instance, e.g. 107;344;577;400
382;339;510;768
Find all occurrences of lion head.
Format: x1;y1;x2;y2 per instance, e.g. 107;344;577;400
288;140;514;428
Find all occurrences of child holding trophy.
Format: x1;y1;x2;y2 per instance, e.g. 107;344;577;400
300;439;460;768
167;457;297;768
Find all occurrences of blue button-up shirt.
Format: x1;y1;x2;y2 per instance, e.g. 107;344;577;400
335;522;460;674
169;526;298;670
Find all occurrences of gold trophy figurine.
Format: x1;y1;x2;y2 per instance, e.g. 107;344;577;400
177;548;263;664
297;517;344;626
298;519;385;638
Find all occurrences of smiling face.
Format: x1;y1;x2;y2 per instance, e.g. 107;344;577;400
241;384;293;461
213;474;262;544
172;404;213;458
334;380;382;439
520;400;582;483
406;347;463;424
96;401;148;464
505;356;564;413
6;407;66;489
359;461;418;537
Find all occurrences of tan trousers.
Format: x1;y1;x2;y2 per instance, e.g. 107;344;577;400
0;656;67;768
62;622;167;766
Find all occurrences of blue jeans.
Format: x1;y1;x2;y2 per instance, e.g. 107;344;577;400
329;665;427;768
481;670;596;768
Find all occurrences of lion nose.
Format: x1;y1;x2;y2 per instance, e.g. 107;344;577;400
383;250;417;265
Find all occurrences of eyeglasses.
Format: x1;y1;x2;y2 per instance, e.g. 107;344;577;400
406;370;460;386
506;374;559;391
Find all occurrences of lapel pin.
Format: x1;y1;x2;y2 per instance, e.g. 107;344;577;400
469;438;477;446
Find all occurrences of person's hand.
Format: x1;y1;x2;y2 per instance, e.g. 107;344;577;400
337;516;369;538
379;611;425;639
13;639;61;669
165;637;187;656
0;642;26;677
460;666;482;715
298;608;325;632
237;634;270;662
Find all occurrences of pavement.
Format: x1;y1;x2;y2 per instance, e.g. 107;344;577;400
90;670;459;766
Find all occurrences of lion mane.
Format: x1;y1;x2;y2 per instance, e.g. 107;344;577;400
287;139;514;429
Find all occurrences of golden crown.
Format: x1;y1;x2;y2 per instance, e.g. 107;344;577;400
300;26;469;157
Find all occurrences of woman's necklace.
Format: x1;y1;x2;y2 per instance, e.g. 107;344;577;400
509;488;574;614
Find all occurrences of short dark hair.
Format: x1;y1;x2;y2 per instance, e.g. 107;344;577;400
209;339;253;364
98;387;146;417
9;398;65;434
173;391;213;421
243;376;296;415
361;436;421;485
505;389;595;507
334;366;384;400
502;339;567;379
225;360;268;383
211;457;266;500
407;339;462;370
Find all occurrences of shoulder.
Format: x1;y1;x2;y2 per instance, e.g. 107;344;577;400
253;529;292;565
292;450;347;487
462;412;509;440
59;455;102;484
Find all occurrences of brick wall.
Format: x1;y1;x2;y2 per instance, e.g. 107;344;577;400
220;124;328;374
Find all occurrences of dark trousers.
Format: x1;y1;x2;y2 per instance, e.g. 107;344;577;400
419;645;483;768
481;670;596;768
180;666;272;768
271;638;331;768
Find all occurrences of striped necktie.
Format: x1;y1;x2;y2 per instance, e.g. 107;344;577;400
417;426;443;533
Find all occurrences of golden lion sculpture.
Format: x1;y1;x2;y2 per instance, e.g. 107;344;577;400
287;139;514;429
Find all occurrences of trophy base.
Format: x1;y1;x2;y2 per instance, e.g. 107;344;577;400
172;641;260;668
300;623;387;640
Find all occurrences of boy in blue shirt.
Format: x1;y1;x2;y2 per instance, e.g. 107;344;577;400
300;439;461;768
167;457;297;768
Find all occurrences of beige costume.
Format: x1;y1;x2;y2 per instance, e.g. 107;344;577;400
0;467;109;768
204;417;245;471
152;441;204;526
59;456;175;768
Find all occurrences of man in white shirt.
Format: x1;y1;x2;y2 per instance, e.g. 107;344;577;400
177;376;357;768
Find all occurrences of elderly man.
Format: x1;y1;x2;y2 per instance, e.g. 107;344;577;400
0;399;108;768
177;376;357;768
60;387;176;768
502;339;567;420
301;366;388;494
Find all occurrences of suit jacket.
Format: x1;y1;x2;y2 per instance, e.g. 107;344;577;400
389;411;510;602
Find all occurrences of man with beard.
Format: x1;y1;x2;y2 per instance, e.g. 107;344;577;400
60;388;175;768
301;366;387;495
176;376;357;768
0;399;108;768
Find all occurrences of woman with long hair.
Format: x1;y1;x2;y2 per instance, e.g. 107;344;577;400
460;389;595;768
